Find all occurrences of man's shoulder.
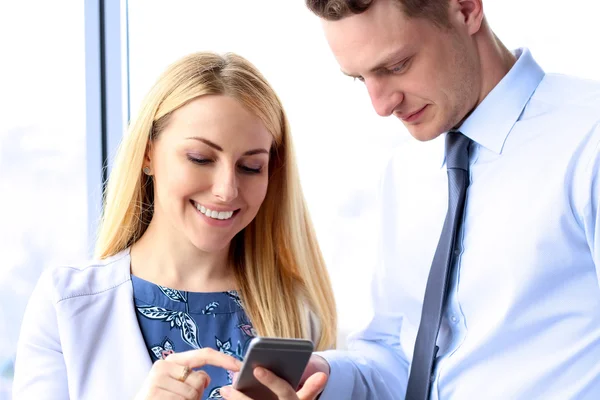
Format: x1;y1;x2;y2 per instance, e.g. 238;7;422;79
519;73;600;148
532;73;600;117
42;249;131;303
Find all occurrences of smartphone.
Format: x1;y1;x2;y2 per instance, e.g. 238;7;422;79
233;337;314;400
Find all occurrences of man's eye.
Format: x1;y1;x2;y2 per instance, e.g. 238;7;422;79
389;63;406;73
389;58;411;74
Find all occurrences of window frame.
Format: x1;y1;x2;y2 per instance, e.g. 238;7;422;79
84;0;129;253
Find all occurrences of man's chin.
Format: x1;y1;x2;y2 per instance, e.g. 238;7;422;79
405;125;443;142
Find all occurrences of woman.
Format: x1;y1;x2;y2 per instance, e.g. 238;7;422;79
13;51;337;400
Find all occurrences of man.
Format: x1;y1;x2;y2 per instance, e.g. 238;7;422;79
299;0;600;399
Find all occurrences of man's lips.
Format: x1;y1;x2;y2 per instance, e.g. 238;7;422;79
397;105;428;122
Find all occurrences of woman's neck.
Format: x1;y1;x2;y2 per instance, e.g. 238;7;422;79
130;219;237;292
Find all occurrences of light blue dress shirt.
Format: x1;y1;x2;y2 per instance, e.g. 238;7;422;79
319;48;600;399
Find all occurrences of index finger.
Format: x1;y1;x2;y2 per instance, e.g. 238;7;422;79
166;348;242;371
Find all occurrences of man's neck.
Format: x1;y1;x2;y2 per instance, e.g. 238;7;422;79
474;21;517;107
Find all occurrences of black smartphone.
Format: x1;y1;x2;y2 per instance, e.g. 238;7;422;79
233;337;314;400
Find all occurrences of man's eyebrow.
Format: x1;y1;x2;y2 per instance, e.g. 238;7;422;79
341;48;409;77
341;69;360;79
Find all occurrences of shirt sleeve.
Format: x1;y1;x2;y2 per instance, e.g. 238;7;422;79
13;268;69;398
316;313;410;400
575;121;600;287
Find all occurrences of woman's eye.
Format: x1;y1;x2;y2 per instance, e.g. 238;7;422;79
187;155;212;165
187;155;263;174
239;165;262;174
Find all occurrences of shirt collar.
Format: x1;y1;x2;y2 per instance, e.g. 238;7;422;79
462;47;545;153
440;48;546;167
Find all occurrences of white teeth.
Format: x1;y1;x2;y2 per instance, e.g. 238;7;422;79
194;203;235;220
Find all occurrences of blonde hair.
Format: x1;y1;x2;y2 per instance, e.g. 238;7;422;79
95;52;336;350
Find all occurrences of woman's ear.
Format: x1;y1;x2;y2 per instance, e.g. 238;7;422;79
142;141;153;175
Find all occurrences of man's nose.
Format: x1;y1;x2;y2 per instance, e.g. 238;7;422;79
365;78;404;117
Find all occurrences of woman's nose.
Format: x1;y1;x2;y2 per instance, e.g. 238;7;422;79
211;166;238;202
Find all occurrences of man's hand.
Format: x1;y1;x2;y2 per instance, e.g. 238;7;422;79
298;354;330;393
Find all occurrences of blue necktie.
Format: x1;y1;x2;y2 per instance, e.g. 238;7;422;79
405;132;472;400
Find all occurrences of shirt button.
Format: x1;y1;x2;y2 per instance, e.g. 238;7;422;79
450;315;459;323
454;249;461;256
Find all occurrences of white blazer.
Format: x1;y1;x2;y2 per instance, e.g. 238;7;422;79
13;250;321;399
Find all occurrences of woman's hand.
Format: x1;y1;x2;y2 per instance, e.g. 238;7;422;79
219;354;330;400
134;348;242;399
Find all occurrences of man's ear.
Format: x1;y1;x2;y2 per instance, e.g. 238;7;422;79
450;0;484;35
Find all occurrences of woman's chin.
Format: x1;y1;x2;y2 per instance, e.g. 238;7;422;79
189;237;233;254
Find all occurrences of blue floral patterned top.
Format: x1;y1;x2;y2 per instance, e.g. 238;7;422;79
131;275;257;400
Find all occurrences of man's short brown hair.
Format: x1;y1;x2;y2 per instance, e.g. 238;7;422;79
305;0;450;27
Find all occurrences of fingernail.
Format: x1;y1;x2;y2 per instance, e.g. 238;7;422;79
221;386;231;396
255;367;266;378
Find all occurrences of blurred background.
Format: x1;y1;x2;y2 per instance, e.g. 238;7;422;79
1;0;599;397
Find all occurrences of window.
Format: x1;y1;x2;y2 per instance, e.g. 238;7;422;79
0;1;90;397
